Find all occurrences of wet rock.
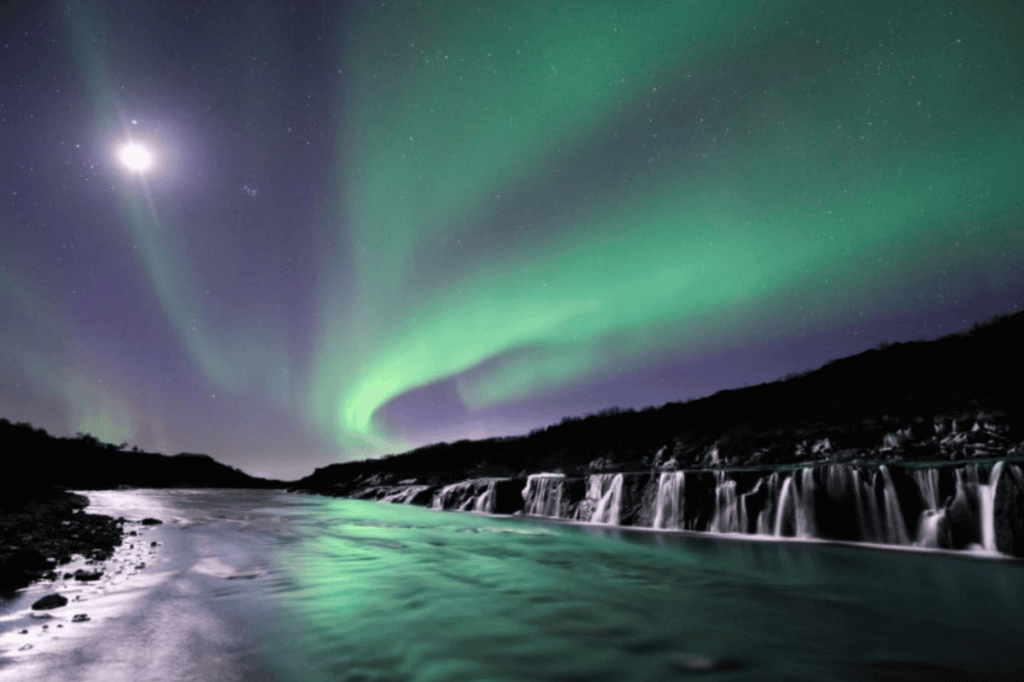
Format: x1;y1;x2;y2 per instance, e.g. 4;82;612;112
151;541;159;547
71;613;90;622
31;593;68;610
140;518;163;525
995;465;1024;557
73;569;103;582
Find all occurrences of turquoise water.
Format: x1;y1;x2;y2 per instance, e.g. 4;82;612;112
6;490;1023;681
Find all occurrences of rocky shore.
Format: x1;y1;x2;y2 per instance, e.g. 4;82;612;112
0;486;125;595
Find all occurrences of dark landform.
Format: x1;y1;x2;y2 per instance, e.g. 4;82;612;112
0;423;288;594
0;485;122;595
295;310;1024;492
290;311;1024;557
0;420;289;489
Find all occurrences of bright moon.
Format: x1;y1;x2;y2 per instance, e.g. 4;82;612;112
118;142;154;172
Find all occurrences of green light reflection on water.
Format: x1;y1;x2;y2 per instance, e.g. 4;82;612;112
258;500;1024;682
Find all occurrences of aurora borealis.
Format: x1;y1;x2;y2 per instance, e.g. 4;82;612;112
2;1;1023;478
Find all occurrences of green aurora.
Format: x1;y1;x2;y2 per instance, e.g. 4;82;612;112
310;0;1024;450
48;0;1024;460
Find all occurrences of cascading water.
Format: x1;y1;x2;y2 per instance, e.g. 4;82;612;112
980;461;1004;553
430;479;499;512
472;480;498;513
912;468;945;548
381;486;428;504
914;469;940;510
362;458;1022;559
771;470;814;538
522;473;565;517
652;471;685;530
879;465;910;545
589;473;624;525
756;473;782;536
710;471;745;533
798;467;816;538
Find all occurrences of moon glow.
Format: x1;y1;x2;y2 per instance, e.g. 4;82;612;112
118;142;154;172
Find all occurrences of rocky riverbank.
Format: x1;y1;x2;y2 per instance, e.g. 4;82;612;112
0;487;125;595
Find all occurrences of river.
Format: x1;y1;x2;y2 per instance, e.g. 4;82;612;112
1;489;1022;681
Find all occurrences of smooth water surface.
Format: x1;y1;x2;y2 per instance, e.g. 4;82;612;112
2;490;1022;681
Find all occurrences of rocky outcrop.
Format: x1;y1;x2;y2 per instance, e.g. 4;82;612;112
0;486;125;594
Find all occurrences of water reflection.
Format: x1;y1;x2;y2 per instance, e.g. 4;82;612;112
6;490;1020;682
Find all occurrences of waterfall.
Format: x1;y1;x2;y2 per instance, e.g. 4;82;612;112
710;471;745;533
589;474;624;525
914;468;941;510
769;469;815;538
381;485;428;504
756;473;782;535
430;479;499;512
879;465;910;545
472;480;498;513
402;458;1022;559
653;471;685;530
916;510;946;548
797;467;816;538
522;473;565;517
431;481;470;510
980;461;1005;553
912;467;943;548
773;474;795;537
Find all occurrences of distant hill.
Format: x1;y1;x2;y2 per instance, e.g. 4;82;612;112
295;310;1024;494
0;420;289;490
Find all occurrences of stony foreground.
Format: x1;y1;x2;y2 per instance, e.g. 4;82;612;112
0;487;125;595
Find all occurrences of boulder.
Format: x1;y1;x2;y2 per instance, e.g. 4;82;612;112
31;593;68;610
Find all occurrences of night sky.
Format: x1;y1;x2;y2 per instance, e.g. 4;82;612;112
2;1;1023;479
